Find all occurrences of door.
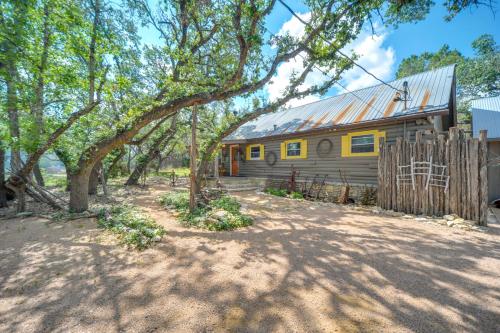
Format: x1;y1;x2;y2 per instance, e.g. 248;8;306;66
230;145;239;176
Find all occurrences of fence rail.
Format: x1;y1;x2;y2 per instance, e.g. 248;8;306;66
377;127;488;225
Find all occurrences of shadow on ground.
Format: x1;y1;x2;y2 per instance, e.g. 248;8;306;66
1;184;499;332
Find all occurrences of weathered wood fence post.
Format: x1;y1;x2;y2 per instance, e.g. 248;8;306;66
377;127;488;225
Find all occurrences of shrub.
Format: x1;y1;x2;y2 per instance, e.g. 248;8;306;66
98;205;166;250
159;192;252;231
159;191;189;210
211;196;241;214
290;191;304;199
264;187;287;197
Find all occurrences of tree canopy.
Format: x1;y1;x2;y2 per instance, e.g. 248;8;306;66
396;34;499;124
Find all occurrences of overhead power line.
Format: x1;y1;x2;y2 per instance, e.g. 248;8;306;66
277;0;403;93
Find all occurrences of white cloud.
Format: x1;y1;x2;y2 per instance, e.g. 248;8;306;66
266;16;395;107
277;12;310;39
340;29;395;91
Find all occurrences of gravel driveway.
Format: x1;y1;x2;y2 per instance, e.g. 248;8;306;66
1;184;499;332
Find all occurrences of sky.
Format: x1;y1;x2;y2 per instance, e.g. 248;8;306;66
139;1;499;108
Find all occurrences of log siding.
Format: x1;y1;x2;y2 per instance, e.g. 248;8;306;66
233;119;434;185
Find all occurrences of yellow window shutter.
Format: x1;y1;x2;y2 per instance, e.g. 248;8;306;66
260;144;265;160
300;139;308;158
245;145;251;160
341;135;349;157
280;142;286;159
376;131;386;153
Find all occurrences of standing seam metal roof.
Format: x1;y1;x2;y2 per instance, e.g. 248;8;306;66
224;64;456;141
471;96;500;139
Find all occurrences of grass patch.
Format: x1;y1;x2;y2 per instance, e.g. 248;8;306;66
159;191;252;231
157;167;190;178
97;205;166;250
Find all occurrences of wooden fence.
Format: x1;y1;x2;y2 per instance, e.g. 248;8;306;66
378;127;488;225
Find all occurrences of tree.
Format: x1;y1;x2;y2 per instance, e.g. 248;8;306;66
396;34;499;124
384;0;494;23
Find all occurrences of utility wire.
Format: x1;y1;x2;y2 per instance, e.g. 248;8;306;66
277;0;403;93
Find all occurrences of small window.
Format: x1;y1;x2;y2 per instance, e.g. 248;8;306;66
250;146;260;159
351;134;375;153
287;142;301;156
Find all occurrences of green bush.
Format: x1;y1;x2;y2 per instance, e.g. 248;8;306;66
159;191;190;210
159;192;252;231
290;191;304;199
98;205;166;250
211;196;241;214
264;187;287;197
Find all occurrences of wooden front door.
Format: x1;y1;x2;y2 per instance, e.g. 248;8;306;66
230;146;239;176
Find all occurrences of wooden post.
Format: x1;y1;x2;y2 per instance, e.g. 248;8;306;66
479;130;488;226
470;138;479;221
189;106;198;211
449;127;459;215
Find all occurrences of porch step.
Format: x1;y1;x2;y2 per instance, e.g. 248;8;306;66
226;186;258;192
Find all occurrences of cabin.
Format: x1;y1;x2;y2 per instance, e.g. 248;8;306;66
217;65;457;196
471;96;500;203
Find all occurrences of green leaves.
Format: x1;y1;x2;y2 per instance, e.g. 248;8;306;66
396;34;499;124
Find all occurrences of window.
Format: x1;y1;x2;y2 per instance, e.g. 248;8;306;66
246;144;264;160
250;146;260;159
280;139;308;159
341;130;385;157
287;142;301;156
351;134;375;153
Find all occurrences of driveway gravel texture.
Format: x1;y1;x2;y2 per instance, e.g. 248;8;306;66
1;183;499;333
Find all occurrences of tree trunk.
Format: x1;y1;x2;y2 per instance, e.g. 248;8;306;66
189;107;198;211
33;163;45;186
69;169;92;213
156;154;162;173
65;171;71;192
88;163;101;195
0;148;8;208
6;61;21;173
100;167;108;197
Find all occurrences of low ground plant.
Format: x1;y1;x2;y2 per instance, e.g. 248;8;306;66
98;205;166;250
264;187;287;197
159;192;252;231
265;187;304;199
290;191;304;199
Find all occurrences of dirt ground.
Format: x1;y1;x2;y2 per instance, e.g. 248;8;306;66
1;182;499;333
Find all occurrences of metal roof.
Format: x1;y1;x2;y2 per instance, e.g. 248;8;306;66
471;96;500;140
224;64;455;141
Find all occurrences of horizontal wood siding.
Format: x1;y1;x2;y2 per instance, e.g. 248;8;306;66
237;120;433;185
